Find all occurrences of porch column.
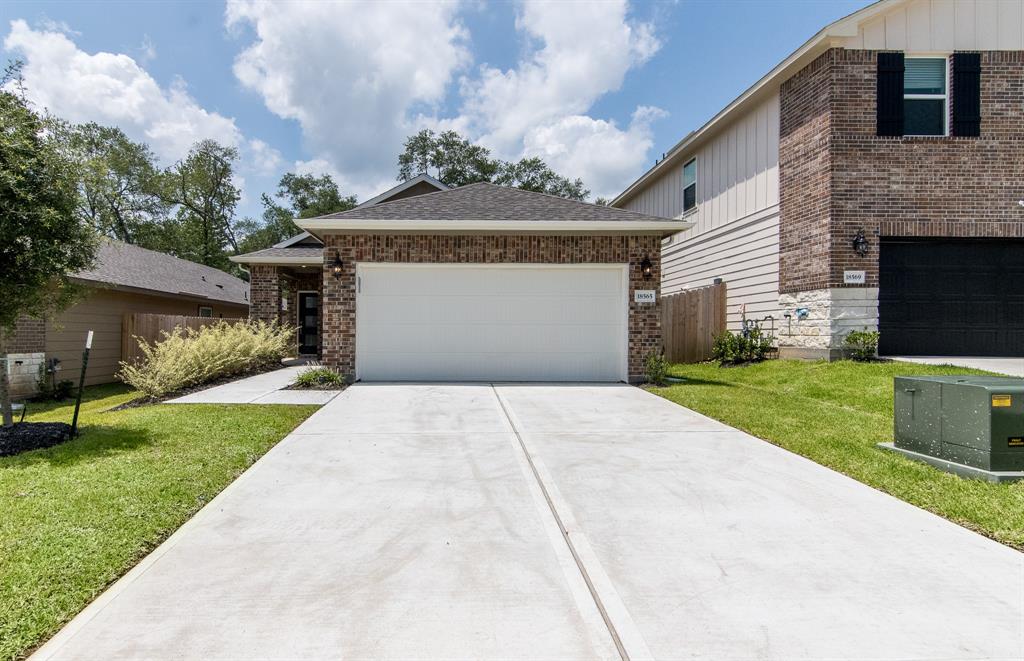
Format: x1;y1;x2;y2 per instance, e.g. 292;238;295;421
249;264;281;324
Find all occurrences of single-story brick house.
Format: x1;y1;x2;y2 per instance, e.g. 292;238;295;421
7;239;249;396
231;176;687;382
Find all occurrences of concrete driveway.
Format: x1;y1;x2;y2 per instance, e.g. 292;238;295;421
35;384;1024;660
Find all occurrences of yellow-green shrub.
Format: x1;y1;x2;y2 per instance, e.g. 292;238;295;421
118;320;294;399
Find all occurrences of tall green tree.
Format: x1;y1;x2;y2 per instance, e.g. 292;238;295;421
0;65;99;427
161;140;240;270
236;172;357;254
495;157;589;201
397;129;588;200
62;122;168;249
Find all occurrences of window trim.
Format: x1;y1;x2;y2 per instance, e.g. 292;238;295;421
903;55;950;137
681;157;697;214
197;306;214;318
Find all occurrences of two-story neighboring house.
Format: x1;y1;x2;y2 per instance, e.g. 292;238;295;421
613;0;1024;360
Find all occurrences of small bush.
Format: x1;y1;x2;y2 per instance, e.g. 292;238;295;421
292;364;346;390
35;363;73;401
644;351;669;386
118;320;293;399
712;328;774;365
844;330;880;361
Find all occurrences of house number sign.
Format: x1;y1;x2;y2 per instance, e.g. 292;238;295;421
634;290;656;304
843;270;866;285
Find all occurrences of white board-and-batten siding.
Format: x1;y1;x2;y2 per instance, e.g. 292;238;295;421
622;93;781;332
843;0;1024;52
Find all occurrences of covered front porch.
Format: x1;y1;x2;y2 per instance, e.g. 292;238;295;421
232;249;325;359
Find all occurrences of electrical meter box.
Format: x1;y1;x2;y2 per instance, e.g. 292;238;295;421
886;376;1024;482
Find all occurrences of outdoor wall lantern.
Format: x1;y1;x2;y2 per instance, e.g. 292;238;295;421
330;251;344;279
640;254;653;279
852;229;869;257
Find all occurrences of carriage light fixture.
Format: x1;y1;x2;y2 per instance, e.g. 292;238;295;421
330;251;344;279
851;230;869;257
640;255;653;279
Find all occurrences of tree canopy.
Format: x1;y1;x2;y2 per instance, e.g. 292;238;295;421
0;66;100;425
236;172;358;254
397;129;589;201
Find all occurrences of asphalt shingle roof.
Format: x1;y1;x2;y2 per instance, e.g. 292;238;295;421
75;239;249;305
315;182;677;223
231;247;324;262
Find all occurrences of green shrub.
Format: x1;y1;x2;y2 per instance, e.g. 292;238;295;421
844;330;880;361
118;320;293;399
292;364;347;389
35;363;73;401
644;351;669;386
711;328;774;365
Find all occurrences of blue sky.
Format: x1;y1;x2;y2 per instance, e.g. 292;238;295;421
1;0;868;219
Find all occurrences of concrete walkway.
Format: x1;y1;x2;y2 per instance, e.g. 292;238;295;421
889;355;1024;377
34;384;1024;660
166;364;339;405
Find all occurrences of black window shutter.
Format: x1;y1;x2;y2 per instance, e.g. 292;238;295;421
952;52;981;137
877;52;904;136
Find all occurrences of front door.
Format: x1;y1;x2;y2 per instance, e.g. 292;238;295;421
298;292;319;355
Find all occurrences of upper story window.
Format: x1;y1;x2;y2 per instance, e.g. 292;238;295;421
878;52;980;138
198;306;213;318
904;57;948;136
682;158;697;214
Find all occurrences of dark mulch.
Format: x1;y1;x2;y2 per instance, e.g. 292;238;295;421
0;422;74;457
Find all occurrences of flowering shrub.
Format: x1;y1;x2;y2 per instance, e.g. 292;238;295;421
118;320;293;399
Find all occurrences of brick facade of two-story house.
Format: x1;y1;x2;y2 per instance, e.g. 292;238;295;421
614;0;1024;359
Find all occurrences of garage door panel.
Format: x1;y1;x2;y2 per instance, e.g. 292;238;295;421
357;265;627;381
879;239;1024;357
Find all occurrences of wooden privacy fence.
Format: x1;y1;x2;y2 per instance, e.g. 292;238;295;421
121;313;244;365
661;282;727;363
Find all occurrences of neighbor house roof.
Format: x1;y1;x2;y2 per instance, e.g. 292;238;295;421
612;0;898;207
298;182;688;236
76;239;249;305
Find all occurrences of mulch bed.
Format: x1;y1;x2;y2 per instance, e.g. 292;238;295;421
0;422;74;457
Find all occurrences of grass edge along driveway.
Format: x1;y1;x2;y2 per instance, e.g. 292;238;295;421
651;359;1024;551
0;384;317;661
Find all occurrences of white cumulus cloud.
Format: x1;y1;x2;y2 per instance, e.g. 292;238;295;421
3;19;242;164
226;0;470;199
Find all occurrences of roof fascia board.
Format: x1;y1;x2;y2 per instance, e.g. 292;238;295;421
228;255;323;265
611;0;899;207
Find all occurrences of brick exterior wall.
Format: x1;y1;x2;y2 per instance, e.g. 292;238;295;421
249;264;281;324
7;316;46;353
319;234;661;382
779;48;1024;295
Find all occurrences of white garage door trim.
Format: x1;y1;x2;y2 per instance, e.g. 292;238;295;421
355;263;629;382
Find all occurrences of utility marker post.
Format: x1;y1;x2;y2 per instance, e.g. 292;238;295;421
71;330;93;437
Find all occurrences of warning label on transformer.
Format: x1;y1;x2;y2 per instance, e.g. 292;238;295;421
992;395;1012;408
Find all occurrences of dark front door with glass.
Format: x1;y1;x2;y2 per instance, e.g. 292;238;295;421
298;292;319;355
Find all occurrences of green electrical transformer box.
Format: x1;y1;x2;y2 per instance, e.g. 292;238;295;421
889;376;1024;481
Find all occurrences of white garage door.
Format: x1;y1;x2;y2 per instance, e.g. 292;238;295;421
356;264;627;382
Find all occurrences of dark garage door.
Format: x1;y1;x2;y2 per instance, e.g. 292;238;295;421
879;239;1024;356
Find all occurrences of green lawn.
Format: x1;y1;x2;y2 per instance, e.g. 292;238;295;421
651;360;1024;550
0;385;317;661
